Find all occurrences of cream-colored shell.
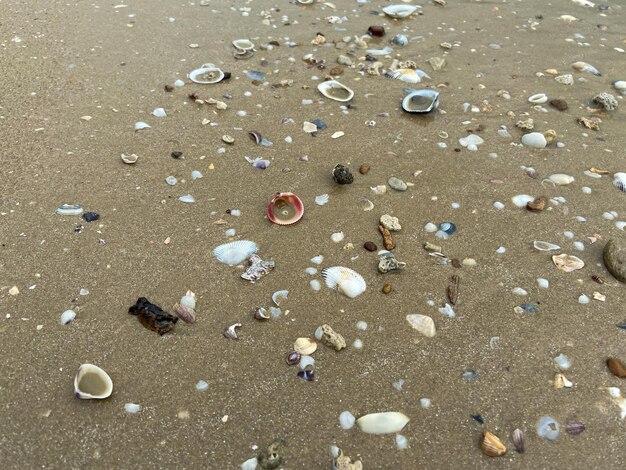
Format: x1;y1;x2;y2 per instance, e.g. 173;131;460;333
294;337;317;355
74;364;113;400
406;314;436;337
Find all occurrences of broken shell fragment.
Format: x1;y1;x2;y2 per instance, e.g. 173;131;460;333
253;307;270;320
552;254;585;272
321;267;367;298
188;64;226;84
241;254;275;282
534;240;561;252
481;431;507;457
317;80;354;102
267;192;304;225
294;337;317;355
572;61;601;76
332;449;362;470
401;89;440;113
272;290;289;306
319;324;346;351
382;4;418;18
74;364;113;400
613;173;626;192
121;153;139;164
356;412;410;434
406;314;436;337
223;323;242;340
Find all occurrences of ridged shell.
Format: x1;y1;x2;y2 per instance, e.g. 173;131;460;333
613;173;626;192
356;412;410;434
552;254;585;272
173;303;196;323
294;337;317;355
74;364;113;400
267;192;304;225
315;194;329;206
481;431;507;457
317;80;354;102
382;5;418;18
406;314;436;337
511;428;525;453
213;240;258;265
321;267;367;298
188;64;225;84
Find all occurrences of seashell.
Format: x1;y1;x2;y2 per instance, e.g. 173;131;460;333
188;64;225;84
232;39;254;51
382;4;418;18
223;322;242;340
241;254;275;281
358;197;375;211
521;132;547;149
56;204;83;216
440;222;456;235
572;61;601;76
311;255;324;265
458;134;484;148
286;351;301;365
339;411;356;430
481;431;507;457
317;80;354;102
356;412;410;434
565;420;586;435
74;364;113;400
406;314;436;337
59;309;76;325
613;173;626;192
553;373;574;389
536;416;560;441
555;353;571;370
511;428;525;453
248;130;262;144
322;267;367;298
253;307;270;320
315;194;329;206
213;240;258;265
544;173;574;186
391;34;408;47
299;355;315;370
244;156;271;169
365;46;393;56
552;254;584;272
613;80;626;94
233;49;254;60
272;290;289;306
387;69;422;84
296;0;315;4
528;93;548;104
180;290;196;310
173;303;196;323
179;194;195;203
134;121;150;131
333;164;353;185
331;232;344;243
378;250;406;273
402;89;440;113
534;240;560;251
511;194;535;208
121;153;138;164
294;337;317;355
267;192;304;225
560;14;578;23
332;449;363;470
124;403;141;413
152;107;166;118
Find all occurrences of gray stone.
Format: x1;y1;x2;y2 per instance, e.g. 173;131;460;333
337;55;353;66
388;176;407;191
603;239;626;283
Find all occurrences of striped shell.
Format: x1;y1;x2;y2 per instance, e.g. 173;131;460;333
173;303;196;323
321;267;367;298
613;173;626;192
213;240;258;265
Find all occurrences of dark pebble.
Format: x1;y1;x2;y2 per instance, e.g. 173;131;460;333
82;212;100;222
549;99;568;111
451;259;462;269
171;151;183;159
367;25;385;37
164;84;174;92
364;241;377;252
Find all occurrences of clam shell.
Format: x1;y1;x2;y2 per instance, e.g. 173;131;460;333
321;267;367;298
294;337;317;355
613;172;626;192
382;5;418;18
188;64;225;84
481;431;507;457
546;173;575;186
267;192;304;225
272;290;289;306
356;412;410;434
387;69;423;84
173;303;196;323
56;204;83;216
533;240;561;251
552;254;585;272
74;364;113;400
121;153;139;164
402;89;440;113
232;39;254;51
317;80;354;102
406;314;436;337
213;240;258;265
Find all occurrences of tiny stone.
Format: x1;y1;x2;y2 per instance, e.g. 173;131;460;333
367;25;385;37
388;176;407;191
364;241;377;252
451;259;462;269
382;284;392;294
171;151;183;159
607;358;626;378
359;164;370;175
549;99;568;111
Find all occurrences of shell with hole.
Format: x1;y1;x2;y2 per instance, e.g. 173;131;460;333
382;5;418;18
321;267;367;298
74;364;113;400
213;240;258;265
317;80;354;102
402;89;440;113
188;64;226;84
267;192;304;225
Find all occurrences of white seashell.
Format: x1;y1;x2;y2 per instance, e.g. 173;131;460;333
152;107;166;117
560;14;578;23
241;457;258;470
179;194;195;203
528;93;548;104
356;412;410;434
616;221;626;231
420;398;431;409
294;337;317;355
272;290;289;306
554;353;571;370
317;80;354;102
315;194;329;206
59;309;76;325
121;153;138;164
534;240;560;251
166;176;177;186
331;232;345;243
213;240;258;265
537;416;560;441
353;339;363;349
424;222;438;233
124;403;141;413
396;434;409;449
382;4;418;18
406;314;436;337
401;89;439;113
56;204;83;216
370;185;387;195
311;255;324;265
438;303;456;318
339;411;356;430
299;355;315;370
321;266;367;298
180;290;196;309
296;0;315;4
366;46;394;56
613;173;626;192
232;39;254;51
188;64;225;84
195;380;209;391
310;279;321;291
74;364;113;400
191;170;203;180
387;69;422;84
546;173;575;186
613;80;626;94
459;134;484;147
537;278;550;288
134;121;150;131
511;194;535;208
305;267;317;275
572;61;601;76
521;132;547;149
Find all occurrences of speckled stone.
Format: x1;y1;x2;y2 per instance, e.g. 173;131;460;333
388;176;407;191
603;238;626;283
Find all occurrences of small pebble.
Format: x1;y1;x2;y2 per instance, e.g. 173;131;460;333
353;339;363;349
364;241;377;252
359;164;370;175
537;278;550;289
419;398;432;409
388;176;407;191
578;294;590;304
382;284;392;294
195;380;209;391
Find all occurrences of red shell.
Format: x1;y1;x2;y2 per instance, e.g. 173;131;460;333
267;192;304;225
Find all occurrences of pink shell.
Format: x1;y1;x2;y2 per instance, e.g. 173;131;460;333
267;192;304;225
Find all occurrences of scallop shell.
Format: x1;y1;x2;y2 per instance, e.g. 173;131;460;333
232;39;254;51
401;89;440;113
356;412;410;434
74;364;113;400
213;240;258;265
267;192;304;225
188;64;225;84
294;337;317;355
317;80;354;102
552;254;585;272
315;194;329;206
481;431;507;457
321;267;367;298
613;172;626;192
382;5;418;18
406;314;436;337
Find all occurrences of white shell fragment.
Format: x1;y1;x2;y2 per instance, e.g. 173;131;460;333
272;290;289;306
74;364;113;400
188;64;226;84
528;93;548;104
124;403;141;413
232;39;254;51
331;232;345;243
459;134;484;148
356;412;410;434
178;194;195;203
121;153;139;164
134;121;151;131
152;107;166;118
382;5;418;18
511;195;534;208
534;240;561;251
406;314;436;337
339;411;356;430
317;80;354;102
56;204;83;216
213;240;258;265
315;194;329;206
613;173;626;192
321;266;367;298
59;309;77;325
241;457;258;470
545;174;575;186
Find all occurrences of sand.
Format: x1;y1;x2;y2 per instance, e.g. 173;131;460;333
1;0;625;468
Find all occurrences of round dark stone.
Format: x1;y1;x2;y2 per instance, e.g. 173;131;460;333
364;241;377;252
368;25;385;37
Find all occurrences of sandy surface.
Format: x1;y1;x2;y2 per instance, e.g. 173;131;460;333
1;0;626;468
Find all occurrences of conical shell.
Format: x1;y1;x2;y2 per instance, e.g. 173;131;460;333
180;290;196;309
74;364;113;400
317;80;354;102
267;192;304;225
406;314;436;337
552;254;584;272
321;267;367;298
356;412;410;434
213;240;258;265
294;337;317;355
188;64;225;84
481;431;507;457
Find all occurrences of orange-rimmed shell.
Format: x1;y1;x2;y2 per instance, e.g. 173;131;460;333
267;192;304;225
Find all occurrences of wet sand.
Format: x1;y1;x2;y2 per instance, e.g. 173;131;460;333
1;0;626;468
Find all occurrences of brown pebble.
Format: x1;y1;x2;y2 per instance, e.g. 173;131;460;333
164;84;175;92
378;225;395;250
382;284;392;294
359;164;370;175
527;196;547;212
364;241;377;252
549;99;568;111
367;25;385;37
329;67;343;76
607;357;626;378
451;259;462;268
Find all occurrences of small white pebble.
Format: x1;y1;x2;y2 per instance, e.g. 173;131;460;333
555;353;571;370
573;241;585;251
236;110;247;117
578;294;590;304
59;309;76;325
339;411;356;430
79;288;89;296
124;403;141;413
310;279;321;291
305;267;317;275
396;434;409;449
225;228;236;237
451;202;460;209
230;209;241;217
353;339;363;349
564;231;574;239
537;278;549;289
575;216;586;223
603;212;615;220
285;136;292;143
244;91;252;97
437;142;447;149
496;246;506;254
582;186;591;194
356;321;368;331
512;287;528;296
493;201;505;210
420;398;432;409
424;223;438;233
195;380;209;392
426;299;435;306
